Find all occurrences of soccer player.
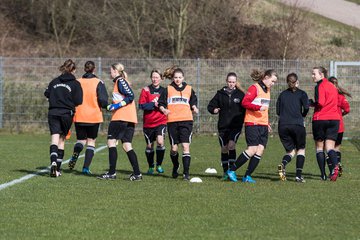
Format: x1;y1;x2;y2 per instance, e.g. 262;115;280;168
68;61;108;174
138;69;167;174
227;69;277;183
310;67;340;181
276;73;309;183
97;63;142;181
207;72;245;180
44;59;83;177
327;76;351;176
158;67;199;180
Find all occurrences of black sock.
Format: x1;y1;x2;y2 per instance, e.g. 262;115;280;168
231;151;250;171
296;154;305;177
57;149;64;171
337;151;341;164
281;154;292;168
316;151;326;177
245;154;261;176
170;151;179;169
221;152;229;173
326;155;333;173
182;153;191;175
156;145;165;166
145;147;155;168
127;149;141;175
83;146;95;168
72;142;84;160
50;144;58;164
327;149;338;170
108;147;117;174
228;149;236;169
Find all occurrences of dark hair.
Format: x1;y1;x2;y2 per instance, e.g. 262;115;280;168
173;68;184;77
286;73;298;91
59;59;76;73
226;72;237;80
313;66;327;78
328;76;352;98
226;72;244;92
84;61;95;73
250;69;277;82
150;69;163;79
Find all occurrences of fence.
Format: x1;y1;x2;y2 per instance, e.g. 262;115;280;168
0;58;359;137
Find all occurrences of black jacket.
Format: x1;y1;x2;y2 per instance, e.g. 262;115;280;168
207;87;245;130
158;82;198;109
44;73;83;116
276;88;309;126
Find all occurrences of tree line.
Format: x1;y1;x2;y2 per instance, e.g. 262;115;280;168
1;0;310;59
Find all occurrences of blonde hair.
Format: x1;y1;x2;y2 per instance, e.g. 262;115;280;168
163;65;177;79
59;59;76;74
111;63;128;81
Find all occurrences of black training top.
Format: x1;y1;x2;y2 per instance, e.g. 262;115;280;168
207;87;245;130
44;72;83;116
276;88;309;126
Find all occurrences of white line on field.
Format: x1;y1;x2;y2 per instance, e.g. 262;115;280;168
0;145;108;191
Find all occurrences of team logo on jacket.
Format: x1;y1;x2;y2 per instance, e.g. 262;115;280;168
168;96;189;104
233;98;240;103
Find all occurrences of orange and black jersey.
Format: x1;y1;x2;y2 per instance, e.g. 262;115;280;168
44;72;83;116
80;73;108;109
158;82;197;111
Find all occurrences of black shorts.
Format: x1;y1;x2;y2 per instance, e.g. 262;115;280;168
278;124;306;152
143;124;167;145
245;125;268;147
48;114;73;136
75;123;100;140
218;128;242;147
107;121;135;143
336;132;343;145
168;121;193;145
312;120;339;141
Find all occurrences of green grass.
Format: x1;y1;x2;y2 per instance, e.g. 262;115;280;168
346;0;360;4
0;133;359;239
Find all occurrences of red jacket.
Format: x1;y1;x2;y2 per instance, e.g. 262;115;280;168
312;78;340;121
138;85;167;128
337;93;350;133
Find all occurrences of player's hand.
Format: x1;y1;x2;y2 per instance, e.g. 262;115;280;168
192;106;199;114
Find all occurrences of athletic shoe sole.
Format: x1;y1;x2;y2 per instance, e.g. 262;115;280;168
50;162;57;178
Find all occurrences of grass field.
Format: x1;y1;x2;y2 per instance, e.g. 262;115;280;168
0;133;359;239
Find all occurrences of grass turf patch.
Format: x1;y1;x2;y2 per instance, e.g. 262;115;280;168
0;133;359;239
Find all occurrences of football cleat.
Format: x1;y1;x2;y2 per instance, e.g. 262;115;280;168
68;153;79;170
172;165;179;179
183;174;190;181
295;176;306;183
50;162;57;177
330;164;339;181
242;175;256;183
226;170;238;182
320;175;327;181
278;164;286;181
82;167;92;175
129;173;143;181
338;163;343;177
156;165;164;174
147;167;154;175
222;174;229;181
97;172;116;180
